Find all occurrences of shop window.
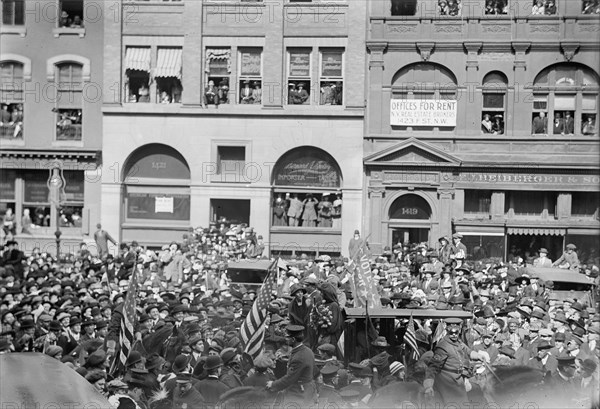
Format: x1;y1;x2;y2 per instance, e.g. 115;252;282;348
127;192;190;221
287;48;311;105
59;170;84;228
217;146;246;178
531;0;557;15
205;48;231;105
532;63;599;136
582;0;600;14
124;47;151;103
1;0;24;25
211;199;250;225
155;48;183;104
391;0;418;16
571;192;600;218
0;170;16;234
481;72;507;135
505;191;556;217
464;190;491;215
319;48;343;106
59;0;84;28
461;234;505;261
23;171;53;227
566;235;599;266
55;63;83;141
485;0;508;14
238;48;262;105
271;191;342;229
438;0;462;16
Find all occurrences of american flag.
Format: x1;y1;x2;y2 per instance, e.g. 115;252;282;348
240;259;277;359
431;320;447;347
109;267;138;376
404;315;421;360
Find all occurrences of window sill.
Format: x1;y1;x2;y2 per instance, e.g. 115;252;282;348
0;138;25;146
0;26;26;37
53;28;85;38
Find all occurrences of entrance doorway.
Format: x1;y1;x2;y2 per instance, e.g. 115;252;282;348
392;228;430;247
506;234;564;263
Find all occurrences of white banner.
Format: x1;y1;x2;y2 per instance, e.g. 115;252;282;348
390;98;457;127
155;196;173;213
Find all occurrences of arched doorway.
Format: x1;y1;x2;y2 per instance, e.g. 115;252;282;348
388;194;432;247
121;144;190;246
269;146;343;257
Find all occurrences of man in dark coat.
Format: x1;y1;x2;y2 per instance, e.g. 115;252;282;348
424;318;488;405
172;372;205;409
194;355;230;408
267;325;317;405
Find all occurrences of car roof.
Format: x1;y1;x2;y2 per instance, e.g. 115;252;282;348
526;267;594;286
345;308;473;319
227;260;275;271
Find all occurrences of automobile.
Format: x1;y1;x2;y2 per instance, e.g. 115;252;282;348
342;307;473;365
1;352;110;408
527;266;597;306
226;259;275;285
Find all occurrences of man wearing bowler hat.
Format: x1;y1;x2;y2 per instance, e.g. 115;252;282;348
424;317;489;404
194;355;229;408
267;324;317;405
533;248;553;268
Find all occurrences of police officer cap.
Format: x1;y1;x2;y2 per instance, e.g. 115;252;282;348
286;324;305;333
340;389;360;400
317;343;336;354
444;317;463;325
557;355;576;366
320;363;340;377
348;362;365;373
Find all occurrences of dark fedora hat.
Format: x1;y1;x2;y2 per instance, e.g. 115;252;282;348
205;355;223;370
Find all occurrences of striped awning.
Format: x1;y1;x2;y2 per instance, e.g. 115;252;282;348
507;227;566;236
155;48;182;79
125;47;151;72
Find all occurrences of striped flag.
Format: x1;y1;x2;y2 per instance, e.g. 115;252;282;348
337;330;345;359
432;320;447;347
240;259;277;359
404;315;420;360
109;267;138;377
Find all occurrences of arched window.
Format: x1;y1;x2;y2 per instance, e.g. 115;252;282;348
531;63;599;136
481;71;508;135
389;194;432;220
55;62;83;141
391;63;458;130
0;61;24;139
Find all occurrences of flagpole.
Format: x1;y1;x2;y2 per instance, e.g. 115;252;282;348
365;300;371;358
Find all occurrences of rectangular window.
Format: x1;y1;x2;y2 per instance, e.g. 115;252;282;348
532;94;548;134
2;0;24;25
124;47;151;103
485;0;508;14
205;48;231;105
464;190;491;214
439;0;462;16
127;192;190;221
238;48;262;104
583;0;599;13
155;47;183;104
211;199;250;225
507;191;544;216
391;0;418;16
217;146;246;176
461;234;505;261
319;48;344;106
532;0;557;15
482;93;505;135
59;0;84;28
571;192;600;218
272;191;342;229
287;48;311;105
56;63;83;141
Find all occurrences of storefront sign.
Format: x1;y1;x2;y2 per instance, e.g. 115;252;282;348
390;99;457;127
125;153;190;181
127;193;189;221
321;52;343;77
155;196;174;213
450;173;600;185
275;160;340;188
289;52;310;77
389;194;431;220
383;172;439;184
240;51;261;76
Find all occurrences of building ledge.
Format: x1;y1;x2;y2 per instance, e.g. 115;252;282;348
52;28;85;38
0;26;26;37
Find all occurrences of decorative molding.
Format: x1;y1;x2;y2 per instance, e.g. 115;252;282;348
387;24;417;33
530;24;559;33
435;25;462;33
479;52;514;61
579;24;600;32
482;24;510;33
46;54;92;82
561;42;580;62
416;42;435;62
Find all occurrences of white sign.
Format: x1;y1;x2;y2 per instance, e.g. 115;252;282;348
155;196;174;213
390;99;457;127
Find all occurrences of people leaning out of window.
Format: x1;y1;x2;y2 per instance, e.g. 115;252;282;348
438;0;462;16
582;0;600;14
484;0;508;14
531;0;557;15
481;114;504;135
59;11;84;28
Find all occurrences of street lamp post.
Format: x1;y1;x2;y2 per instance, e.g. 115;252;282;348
48;161;66;261
55;229;62;261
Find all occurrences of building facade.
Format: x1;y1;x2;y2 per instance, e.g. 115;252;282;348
365;0;600;263
100;0;367;256
1;0;104;252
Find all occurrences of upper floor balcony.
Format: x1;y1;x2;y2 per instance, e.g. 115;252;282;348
370;0;600;42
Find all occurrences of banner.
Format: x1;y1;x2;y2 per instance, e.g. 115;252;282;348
390;98;457;127
350;242;381;308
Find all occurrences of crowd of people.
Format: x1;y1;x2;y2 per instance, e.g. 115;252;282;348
0;226;598;408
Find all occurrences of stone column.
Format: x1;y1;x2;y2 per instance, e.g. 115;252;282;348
103;0;122;105
491;191;506;220
557;193;571;220
464;42;482;136
182;0;203;107
366;42;388;136
512;42;531;137
368;186;385;255
438;188;454;238
262;1;284;108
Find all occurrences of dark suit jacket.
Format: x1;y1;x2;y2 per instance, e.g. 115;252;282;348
270;343;315;393
194;376;230;406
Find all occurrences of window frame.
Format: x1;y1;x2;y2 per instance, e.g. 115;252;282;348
0;61;24;139
55;62;84;141
286;47;313;105
1;0;25;25
318;48;344;106
237;47;263;105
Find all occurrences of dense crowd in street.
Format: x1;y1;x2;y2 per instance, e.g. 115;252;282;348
0;224;599;409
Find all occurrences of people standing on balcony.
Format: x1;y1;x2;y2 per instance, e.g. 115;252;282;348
317;194;333;228
21;209;33;235
272;194;287;227
332;194;342;229
301;194;319;227
532;112;548;134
